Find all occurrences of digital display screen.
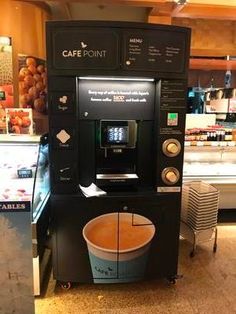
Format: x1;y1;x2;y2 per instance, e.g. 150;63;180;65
100;120;136;148
107;126;129;144
167;112;178;126
17;169;33;178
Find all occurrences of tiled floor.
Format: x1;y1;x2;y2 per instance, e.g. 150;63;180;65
35;224;236;314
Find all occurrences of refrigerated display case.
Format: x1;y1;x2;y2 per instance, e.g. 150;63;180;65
183;144;236;210
0;134;50;295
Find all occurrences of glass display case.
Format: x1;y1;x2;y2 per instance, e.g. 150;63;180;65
183;144;236;209
0;134;50;295
0;134;49;217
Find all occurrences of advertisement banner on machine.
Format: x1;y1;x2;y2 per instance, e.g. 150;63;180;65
79;79;155;120
82;212;156;283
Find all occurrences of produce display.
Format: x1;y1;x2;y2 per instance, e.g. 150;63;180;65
0;38;14;109
18;56;47;113
0;186;32;201
0;109;6;133
6;109;33;134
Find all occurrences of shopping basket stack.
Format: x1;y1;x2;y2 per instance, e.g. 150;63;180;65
181;181;220;257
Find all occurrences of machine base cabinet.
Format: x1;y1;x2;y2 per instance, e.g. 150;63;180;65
51;192;181;284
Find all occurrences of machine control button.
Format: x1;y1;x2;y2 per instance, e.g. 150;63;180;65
53;128;74;149
51;92;75;113
165;171;177;183
161;167;180;185
167;143;179;154
56;129;71;144
162;139;181;157
54;165;75;183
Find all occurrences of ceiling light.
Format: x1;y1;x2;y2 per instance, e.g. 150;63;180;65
174;0;188;5
0;37;11;46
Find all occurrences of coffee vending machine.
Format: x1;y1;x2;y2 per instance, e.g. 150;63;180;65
46;21;191;288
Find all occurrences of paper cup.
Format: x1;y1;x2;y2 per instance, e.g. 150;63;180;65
82;212;155;283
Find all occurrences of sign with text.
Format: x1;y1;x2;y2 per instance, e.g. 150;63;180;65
78;79;155;120
52;29;119;70
0;201;31;212
123;30;186;73
160;80;187;135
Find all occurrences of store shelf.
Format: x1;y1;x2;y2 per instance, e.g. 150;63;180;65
189;58;236;71
185;141;236;147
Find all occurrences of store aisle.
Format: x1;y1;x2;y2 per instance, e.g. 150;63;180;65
35;225;236;314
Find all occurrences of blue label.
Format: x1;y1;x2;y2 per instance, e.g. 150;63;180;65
88;251;149;283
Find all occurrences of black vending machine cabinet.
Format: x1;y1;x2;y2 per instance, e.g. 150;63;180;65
46;21;191;285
